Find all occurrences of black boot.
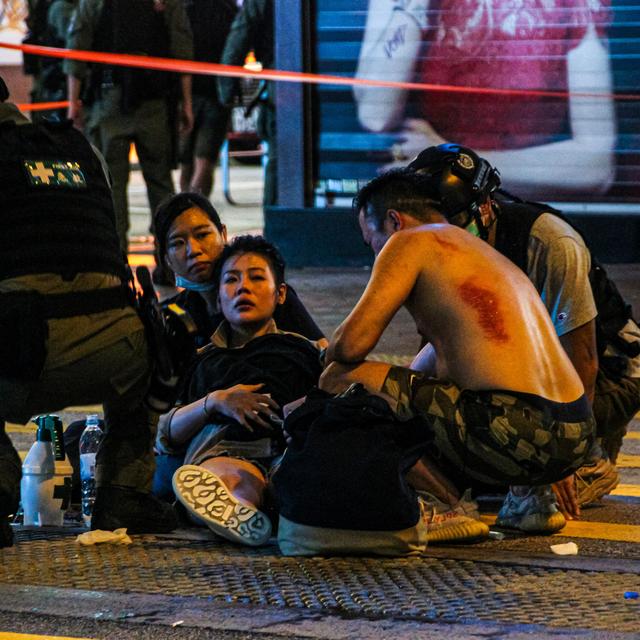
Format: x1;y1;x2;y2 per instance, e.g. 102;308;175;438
0;420;20;548
91;486;178;534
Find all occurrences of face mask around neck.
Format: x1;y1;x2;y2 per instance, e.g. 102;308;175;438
175;275;216;292
463;217;482;238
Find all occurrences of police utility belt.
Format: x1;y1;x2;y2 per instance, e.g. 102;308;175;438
0;285;132;381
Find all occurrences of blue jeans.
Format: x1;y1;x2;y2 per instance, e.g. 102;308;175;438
152;453;184;502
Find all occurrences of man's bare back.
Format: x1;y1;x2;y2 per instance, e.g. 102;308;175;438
328;219;583;404
396;224;583;401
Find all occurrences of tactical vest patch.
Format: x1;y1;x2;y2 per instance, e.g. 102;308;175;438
23;160;87;189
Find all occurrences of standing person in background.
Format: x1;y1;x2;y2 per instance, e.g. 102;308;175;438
218;0;276;206
64;0;194;266
23;0;77;122
179;0;237;197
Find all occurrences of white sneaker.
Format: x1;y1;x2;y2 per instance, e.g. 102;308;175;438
496;486;565;534
172;465;272;546
418;489;489;544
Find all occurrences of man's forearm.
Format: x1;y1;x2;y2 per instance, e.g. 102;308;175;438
67;75;81;103
325;327;375;367
559;320;598;404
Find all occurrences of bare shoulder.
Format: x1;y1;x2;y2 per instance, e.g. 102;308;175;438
400;223;476;261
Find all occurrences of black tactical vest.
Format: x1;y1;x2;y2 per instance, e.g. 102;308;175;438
90;0;171;108
185;0;237;97
0;119;127;281
494;198;639;367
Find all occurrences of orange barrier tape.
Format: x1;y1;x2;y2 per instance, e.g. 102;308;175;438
15;100;70;111
1;41;638;102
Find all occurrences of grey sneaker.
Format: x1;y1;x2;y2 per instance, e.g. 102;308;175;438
575;458;620;506
418;489;489;544
496;486;566;534
172;465;271;546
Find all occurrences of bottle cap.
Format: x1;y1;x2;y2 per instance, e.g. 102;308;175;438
33;414;65;458
35;422;53;442
86;413;101;427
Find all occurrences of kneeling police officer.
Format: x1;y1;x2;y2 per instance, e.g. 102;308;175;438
0;75;178;546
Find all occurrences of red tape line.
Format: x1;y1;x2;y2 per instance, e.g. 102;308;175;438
15;100;70;111
1;41;638;102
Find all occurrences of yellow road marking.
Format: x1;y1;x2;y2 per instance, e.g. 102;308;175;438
616;453;640;468
0;634;94;640
5;424;35;434
556;520;640;542
481;515;640;543
626;432;640;440
612;483;640;497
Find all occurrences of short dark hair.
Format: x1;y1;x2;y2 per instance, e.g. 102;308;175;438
154;192;223;262
214;235;286;290
353;168;443;230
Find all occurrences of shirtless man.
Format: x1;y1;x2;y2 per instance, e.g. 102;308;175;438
321;169;595;533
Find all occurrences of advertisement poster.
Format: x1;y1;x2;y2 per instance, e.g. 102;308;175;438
0;1;26;65
313;0;639;207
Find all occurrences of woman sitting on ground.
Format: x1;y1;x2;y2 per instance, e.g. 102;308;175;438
153;191;326;348
156;236;323;546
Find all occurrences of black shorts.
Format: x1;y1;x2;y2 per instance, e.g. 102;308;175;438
179;94;230;163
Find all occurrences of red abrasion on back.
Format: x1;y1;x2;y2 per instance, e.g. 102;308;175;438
458;280;509;343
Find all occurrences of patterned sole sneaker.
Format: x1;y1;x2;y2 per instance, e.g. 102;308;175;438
172;465;271;546
419;490;490;544
426;518;490;544
575;458;620;507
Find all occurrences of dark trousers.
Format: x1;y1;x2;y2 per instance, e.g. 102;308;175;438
593;370;640;462
0;421;21;517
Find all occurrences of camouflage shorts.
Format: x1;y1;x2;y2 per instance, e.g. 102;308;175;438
382;367;595;486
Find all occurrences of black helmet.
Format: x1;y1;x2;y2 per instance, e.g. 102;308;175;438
407;143;500;221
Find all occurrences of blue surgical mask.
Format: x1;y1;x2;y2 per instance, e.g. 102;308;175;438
175;275;216;292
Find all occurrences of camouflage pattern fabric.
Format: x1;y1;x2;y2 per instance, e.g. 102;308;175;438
382;367;595;486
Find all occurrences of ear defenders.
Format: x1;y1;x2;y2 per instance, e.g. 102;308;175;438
407;143;501;221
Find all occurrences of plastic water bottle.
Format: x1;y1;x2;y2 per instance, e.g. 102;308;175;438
79;414;103;526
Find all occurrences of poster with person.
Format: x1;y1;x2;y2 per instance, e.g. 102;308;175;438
0;0;27;65
312;0;639;207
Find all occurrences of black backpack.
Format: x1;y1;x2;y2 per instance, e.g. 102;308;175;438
494;196;639;377
273;385;430;532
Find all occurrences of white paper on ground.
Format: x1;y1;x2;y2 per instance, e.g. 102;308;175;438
75;528;132;546
550;541;579;555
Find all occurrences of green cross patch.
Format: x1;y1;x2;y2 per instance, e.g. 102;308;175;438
24;159;87;188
